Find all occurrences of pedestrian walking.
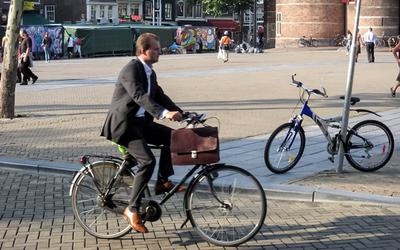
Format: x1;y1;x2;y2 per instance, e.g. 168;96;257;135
197;34;203;53
100;33;186;233
390;42;400;97
75;36;84;58
220;31;232;63
363;27;377;63
345;30;352;56
41;32;52;63
355;29;362;63
66;34;74;59
19;29;38;85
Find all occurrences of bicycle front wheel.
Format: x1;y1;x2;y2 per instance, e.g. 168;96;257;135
71;161;134;239
345;120;394;172
297;39;305;47
264;122;306;174
186;165;266;247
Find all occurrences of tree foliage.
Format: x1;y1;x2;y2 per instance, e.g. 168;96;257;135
200;0;253;16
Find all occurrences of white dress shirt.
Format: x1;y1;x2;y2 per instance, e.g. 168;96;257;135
136;57;168;118
363;31;376;44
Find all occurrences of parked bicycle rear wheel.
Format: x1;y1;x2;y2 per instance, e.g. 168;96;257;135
264;122;306;174
186;165;266;247
345;120;394;172
71;161;134;239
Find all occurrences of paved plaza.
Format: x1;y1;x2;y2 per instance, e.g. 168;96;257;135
1;48;400;249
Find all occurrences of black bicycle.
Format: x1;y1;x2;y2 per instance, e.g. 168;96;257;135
298;36;317;47
70;112;267;247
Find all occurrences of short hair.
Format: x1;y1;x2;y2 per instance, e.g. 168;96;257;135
135;33;159;56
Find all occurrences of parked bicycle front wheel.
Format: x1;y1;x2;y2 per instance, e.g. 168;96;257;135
345;120;394;172
297;39;306;47
71;161;134;239
264;122;306;174
186;165;266;247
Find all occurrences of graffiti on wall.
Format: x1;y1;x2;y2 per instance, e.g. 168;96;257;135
23;25;64;56
175;26;216;50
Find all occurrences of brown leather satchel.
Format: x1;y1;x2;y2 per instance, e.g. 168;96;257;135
170;126;219;165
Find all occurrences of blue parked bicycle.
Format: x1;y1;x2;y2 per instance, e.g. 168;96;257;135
264;74;394;174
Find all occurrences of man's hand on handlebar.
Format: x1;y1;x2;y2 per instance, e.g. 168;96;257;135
165;111;183;121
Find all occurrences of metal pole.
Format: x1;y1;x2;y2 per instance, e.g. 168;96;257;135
337;0;362;172
158;0;162;26
253;0;257;47
152;0;155;25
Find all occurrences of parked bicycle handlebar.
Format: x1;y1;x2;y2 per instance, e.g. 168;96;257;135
291;74;328;98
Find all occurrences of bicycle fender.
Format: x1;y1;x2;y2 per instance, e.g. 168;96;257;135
69;165;89;196
350;108;381;117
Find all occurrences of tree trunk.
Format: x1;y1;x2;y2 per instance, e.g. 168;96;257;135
0;0;23;119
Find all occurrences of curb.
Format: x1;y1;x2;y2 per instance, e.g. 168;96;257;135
2;156;400;206
0;156;80;176
265;184;400;205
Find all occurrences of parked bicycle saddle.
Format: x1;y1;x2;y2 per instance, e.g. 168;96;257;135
339;96;360;105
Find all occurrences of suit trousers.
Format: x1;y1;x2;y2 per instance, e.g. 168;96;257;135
126;119;174;208
365;42;375;62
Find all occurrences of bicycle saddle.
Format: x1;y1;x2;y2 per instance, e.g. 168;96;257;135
339;96;360;105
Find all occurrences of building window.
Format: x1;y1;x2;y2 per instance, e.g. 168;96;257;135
44;5;55;22
244;10;251;23
177;1;184;17
90;5;96;21
119;4;127;17
145;1;153;18
276;12;282;36
108;6;113;19
131;4;140;16
257;7;263;22
194;3;202;18
186;2;193;18
100;5;105;18
165;3;172;20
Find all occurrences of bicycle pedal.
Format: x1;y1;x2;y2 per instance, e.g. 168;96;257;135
328;156;334;163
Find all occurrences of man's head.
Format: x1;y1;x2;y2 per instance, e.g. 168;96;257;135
20;29;27;38
136;33;161;65
45;32;49;37
369;27;373;32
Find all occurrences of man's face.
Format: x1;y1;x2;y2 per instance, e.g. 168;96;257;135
142;40;161;64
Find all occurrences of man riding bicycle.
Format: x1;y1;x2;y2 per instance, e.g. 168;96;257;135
101;33;185;233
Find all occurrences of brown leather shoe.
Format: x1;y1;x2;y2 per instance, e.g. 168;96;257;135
123;207;148;233
154;180;187;195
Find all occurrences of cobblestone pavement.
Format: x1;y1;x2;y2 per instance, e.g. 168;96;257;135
1;167;400;250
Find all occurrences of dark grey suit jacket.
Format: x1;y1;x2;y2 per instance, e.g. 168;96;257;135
101;59;182;146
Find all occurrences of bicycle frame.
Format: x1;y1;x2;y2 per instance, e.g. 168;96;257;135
70;154;231;228
289;98;341;151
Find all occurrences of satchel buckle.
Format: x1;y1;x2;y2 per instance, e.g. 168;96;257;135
191;150;198;159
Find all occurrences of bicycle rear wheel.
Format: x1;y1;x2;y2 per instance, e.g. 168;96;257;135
71;161;134;239
345;120;394;172
186;165;266;247
264;122;306;174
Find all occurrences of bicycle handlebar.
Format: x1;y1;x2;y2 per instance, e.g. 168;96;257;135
291;74;328;98
181;112;207;126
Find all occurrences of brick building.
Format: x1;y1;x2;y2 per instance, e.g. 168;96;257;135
264;0;400;48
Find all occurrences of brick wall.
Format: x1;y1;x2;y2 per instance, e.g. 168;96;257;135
275;0;345;47
347;0;399;37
